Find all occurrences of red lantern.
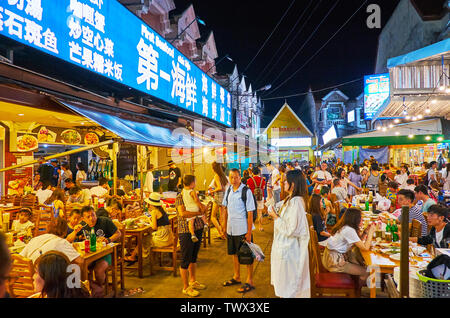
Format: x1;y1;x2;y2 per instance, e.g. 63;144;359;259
216;147;228;155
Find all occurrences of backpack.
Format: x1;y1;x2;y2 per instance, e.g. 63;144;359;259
224;185;258;222
250;176;263;201
424;254;450;280
237;241;254;265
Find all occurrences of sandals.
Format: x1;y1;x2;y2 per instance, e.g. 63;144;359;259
237;283;255;293
123;287;144;297
223;278;241;287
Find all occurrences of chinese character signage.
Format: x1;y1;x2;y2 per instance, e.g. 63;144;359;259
0;0;232;126
364;73;390;120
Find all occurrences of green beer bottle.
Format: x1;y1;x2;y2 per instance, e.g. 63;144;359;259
90;228;97;252
392;221;399;242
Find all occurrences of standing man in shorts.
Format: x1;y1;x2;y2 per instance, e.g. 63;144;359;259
222;169;256;294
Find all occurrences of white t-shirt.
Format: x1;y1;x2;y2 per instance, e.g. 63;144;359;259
144;171;154;194
403;184;416;191
76;170;87;184
11;220;34;236
395;173;408;188
36;188;53;204
271;168;281;191
313;170;332;182
428;169;436;186
20;233;80;264
326;225;361;254
436;228;444;245
90;185;108;197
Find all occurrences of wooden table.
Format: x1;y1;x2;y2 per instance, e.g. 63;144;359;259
75;243;118;297
123;214;177;278
124;225;153;278
360;247;426;298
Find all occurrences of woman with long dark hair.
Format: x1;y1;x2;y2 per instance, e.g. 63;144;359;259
208;162;228;239
309;193;330;246
321;208;376;283
268;169;310;298
31;251;89;298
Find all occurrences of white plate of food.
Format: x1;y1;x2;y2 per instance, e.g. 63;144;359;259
389;254;401;261
61;129;82;144
17;134;38;151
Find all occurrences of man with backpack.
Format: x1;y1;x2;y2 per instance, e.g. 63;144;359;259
222;168;257;294
247;166;266;231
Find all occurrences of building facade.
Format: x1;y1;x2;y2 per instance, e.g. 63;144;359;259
262;102;315;163
302;88;366;146
375;0;449;74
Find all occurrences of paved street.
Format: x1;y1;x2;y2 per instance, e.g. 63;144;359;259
122;218;386;299
124;218;276;298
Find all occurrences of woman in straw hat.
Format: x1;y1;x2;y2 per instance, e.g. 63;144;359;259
124;192;173;263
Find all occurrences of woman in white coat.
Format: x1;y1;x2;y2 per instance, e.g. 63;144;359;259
269;169;310;298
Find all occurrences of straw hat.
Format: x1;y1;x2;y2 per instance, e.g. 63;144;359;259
145;192;162;206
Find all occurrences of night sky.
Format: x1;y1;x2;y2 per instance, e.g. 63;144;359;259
174;0;401;128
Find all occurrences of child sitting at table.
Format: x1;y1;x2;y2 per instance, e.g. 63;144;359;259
181;175;207;243
11;208;34;237
386;181;399;210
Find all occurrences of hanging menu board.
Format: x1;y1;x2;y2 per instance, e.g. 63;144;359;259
117;143;137;179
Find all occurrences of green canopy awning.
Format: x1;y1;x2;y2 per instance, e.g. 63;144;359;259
342;134;444;146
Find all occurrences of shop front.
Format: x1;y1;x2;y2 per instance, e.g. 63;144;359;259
342;118;449;166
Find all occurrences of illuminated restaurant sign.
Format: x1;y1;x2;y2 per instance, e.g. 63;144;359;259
364;73;390;120
0;0;232;126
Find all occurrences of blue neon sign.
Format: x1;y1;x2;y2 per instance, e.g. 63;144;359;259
364;73;390;120
0;0;232;126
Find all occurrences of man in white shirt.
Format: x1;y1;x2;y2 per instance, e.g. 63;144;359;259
427;161;438;186
312;162;332;190
143;164;154;198
35;181;53;205
20;218;82;265
90;178;109;198
395;165;409;189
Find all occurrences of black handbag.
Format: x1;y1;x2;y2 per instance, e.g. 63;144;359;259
237;240;254;265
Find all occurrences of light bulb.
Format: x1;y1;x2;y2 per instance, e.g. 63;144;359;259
439;85;446;91
432;100;437;104
408;134;413;138
417;114;423;119
438;137;443;142
425;107;431;114
412;116;417;121
406;115;411;120
425;136;431;140
446;88;450;93
382;127;387;132
376;126;381;131
394;119;400;124
395;131;400;135
389;124;393;128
